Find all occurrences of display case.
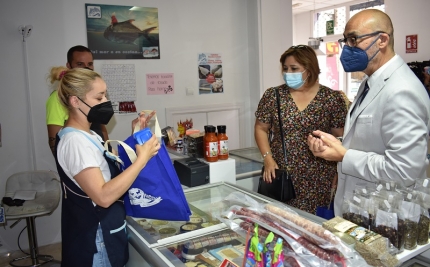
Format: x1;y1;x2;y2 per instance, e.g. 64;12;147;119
126;181;430;267
125;182;325;267
229;147;263;192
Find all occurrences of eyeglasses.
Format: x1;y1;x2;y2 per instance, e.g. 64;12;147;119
338;31;387;48
289;45;312;50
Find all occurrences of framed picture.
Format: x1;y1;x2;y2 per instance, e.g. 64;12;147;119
85;4;160;59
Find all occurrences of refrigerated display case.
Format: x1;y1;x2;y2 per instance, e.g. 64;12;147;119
229;147;263;192
126;182;325;267
126;181;430;267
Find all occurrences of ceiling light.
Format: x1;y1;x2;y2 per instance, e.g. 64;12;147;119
292;3;302;8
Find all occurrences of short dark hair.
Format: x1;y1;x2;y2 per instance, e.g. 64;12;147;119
67;45;93;64
280;45;320;85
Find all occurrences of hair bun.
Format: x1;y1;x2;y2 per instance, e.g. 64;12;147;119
59;70;67;79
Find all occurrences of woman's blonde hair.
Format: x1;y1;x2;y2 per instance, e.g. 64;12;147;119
49;66;102;111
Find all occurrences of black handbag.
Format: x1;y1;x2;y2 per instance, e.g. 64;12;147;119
257;88;296;202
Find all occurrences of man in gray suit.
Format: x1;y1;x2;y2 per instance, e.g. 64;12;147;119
307;9;430;216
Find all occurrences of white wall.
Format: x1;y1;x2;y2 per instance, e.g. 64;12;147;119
385;0;430;62
0;0;258;252
0;0;295;253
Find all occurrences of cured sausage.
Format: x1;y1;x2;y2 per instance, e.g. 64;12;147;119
265;204;341;246
234;208;344;265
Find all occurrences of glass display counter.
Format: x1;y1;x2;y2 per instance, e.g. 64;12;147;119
229;147;263;192
125;182;325;267
126;181;430;267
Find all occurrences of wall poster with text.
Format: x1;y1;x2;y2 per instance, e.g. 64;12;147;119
198;53;223;95
85;4;159;59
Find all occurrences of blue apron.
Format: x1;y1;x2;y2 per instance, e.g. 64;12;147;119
55;128;128;267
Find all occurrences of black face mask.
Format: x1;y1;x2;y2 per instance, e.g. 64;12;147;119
78;98;114;125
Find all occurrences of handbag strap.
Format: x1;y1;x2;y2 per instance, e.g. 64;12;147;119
275;88;288;166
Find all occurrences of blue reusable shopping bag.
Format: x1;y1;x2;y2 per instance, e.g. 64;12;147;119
117;115;191;221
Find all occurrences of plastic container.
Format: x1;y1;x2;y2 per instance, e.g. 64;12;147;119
133;127;152;145
217;125;229;160
204;125;218;162
150;220;170;230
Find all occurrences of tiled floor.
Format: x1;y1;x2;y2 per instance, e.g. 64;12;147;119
0;242;61;267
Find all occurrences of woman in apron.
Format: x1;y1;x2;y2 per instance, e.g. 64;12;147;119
49;66;160;267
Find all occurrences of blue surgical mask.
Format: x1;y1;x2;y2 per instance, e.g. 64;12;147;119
340;34;381;72
283;70;308;90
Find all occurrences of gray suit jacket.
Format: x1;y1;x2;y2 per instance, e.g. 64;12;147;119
335;55;430;216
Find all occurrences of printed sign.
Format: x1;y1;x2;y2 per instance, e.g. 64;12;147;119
406;34;418;53
198;53;223;94
326;42;339;55
146;73;174;95
326;20;334;35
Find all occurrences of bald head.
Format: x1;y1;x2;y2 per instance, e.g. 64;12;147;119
347;9;394;49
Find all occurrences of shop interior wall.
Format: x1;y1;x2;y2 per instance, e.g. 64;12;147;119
293;0;430;63
0;0;259;252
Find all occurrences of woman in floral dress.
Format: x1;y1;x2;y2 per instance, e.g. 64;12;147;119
255;45;348;214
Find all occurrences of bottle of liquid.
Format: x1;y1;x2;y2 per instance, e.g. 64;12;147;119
204;125;218;162
217;125;228;160
203;125;209;158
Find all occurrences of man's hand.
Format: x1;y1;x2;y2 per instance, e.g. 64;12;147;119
307;130;346;162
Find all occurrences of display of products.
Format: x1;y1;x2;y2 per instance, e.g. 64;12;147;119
127;178;430;267
217;125;229;160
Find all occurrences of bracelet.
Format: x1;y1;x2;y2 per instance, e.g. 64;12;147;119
262;151;272;159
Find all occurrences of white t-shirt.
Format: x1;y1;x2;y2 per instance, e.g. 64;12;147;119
57;129;111;189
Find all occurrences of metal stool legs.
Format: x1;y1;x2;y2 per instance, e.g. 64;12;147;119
9;217;54;267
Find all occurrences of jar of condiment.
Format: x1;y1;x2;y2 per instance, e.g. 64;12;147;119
204;126;218;162
217;125;228;160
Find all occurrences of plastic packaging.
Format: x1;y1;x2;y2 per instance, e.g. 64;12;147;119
217;125;229;160
218;192;371;267
133;127;152;145
271;238;284;267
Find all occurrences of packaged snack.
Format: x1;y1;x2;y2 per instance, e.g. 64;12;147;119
271;238;284;267
245;224;263;267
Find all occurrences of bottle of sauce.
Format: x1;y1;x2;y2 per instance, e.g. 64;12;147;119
203;125;209;158
204;125;218;162
217;125;228;160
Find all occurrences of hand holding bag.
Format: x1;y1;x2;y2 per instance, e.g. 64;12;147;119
115;111;191;221
257;88;296;202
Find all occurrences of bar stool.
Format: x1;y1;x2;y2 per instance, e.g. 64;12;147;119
3;170;61;267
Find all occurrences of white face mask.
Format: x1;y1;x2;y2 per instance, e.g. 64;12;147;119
283;70;308;90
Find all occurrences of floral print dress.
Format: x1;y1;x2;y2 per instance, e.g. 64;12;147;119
255;84;347;214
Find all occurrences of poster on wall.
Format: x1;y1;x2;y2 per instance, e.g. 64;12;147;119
101;64;137;113
406;34;417;53
146;73;175;95
85;4;160;59
198;53;223;95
